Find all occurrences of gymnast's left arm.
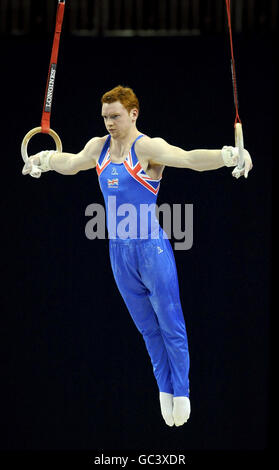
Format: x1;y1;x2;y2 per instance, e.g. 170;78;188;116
137;137;253;178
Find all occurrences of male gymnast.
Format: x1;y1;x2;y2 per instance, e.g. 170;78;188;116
22;85;253;427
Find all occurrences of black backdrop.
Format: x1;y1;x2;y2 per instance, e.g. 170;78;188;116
1;30;273;463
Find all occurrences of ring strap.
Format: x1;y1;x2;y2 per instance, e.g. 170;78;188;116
41;1;65;134
225;0;241;126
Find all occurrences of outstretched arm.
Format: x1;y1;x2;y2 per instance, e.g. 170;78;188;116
136;137;253;177
22;137;105;176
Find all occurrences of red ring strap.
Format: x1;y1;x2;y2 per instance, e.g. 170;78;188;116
41;1;65;134
225;0;241;126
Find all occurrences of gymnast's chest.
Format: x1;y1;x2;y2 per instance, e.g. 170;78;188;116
99;162;131;193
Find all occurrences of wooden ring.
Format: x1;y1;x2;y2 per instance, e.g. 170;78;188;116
234;122;244;169
21;127;62;163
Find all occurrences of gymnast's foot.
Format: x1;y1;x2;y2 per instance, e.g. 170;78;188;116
173;396;191;426
159;392;174;426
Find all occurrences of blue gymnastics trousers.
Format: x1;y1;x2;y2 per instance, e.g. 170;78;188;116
109;227;190;397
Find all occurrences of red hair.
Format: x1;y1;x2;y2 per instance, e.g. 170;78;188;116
101;85;139;113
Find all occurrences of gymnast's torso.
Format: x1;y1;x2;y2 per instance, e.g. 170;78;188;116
96;133;164;180
96;133;164;239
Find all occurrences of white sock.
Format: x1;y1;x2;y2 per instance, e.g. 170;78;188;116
159;392;174;427
173;396;191;426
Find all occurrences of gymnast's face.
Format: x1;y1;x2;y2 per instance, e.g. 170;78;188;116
101;101;138;139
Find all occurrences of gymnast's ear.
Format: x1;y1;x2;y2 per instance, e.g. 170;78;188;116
130;107;139;122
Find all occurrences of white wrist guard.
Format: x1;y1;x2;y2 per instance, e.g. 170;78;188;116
38;150;57;172
221;146;239;167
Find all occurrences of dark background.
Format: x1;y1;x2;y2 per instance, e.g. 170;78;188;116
0;4;274;464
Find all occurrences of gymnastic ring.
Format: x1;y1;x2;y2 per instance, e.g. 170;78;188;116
234;122;244;169
21;126;62;163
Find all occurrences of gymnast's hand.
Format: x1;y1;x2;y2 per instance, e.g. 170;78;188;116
22;150;56;178
232;148;253;179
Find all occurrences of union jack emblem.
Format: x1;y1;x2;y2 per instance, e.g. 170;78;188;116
107;178;119;188
96;148;110;176
124;151;161;195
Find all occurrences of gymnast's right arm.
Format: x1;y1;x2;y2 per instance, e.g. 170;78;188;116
22;137;103;176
